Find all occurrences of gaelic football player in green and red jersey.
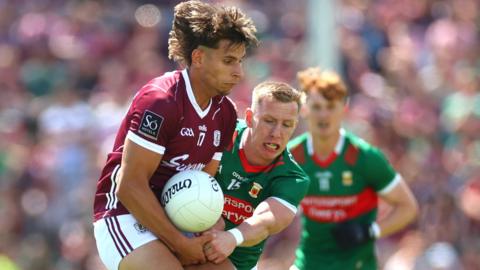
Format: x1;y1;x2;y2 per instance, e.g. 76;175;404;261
259;68;418;270
187;81;310;270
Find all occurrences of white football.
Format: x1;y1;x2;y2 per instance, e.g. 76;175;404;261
161;170;224;233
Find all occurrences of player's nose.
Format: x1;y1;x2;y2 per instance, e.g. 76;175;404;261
231;62;243;80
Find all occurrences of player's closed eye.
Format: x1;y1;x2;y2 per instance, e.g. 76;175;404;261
223;58;239;65
264;118;276;125
283;122;293;128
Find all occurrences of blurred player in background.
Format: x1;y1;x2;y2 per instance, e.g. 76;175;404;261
187;81;310;270
259;68;418;270
92;1;257;269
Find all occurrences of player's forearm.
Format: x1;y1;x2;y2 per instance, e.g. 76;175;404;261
236;215;272;246
258;214;301;269
236;203;293;247
377;201;418;237
258;236;298;270
116;176;186;251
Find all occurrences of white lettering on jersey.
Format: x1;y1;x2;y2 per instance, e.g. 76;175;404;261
180;128;194;137
162;154;206;171
197;132;205;146
232;171;249;182
227;179;241;190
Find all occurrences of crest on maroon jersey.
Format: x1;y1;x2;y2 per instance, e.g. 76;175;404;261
139;110;164;140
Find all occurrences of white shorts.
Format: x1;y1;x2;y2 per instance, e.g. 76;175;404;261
93;214;157;270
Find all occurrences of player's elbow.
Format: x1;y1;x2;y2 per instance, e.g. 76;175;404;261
115;175;138;202
269;213;295;235
115;178;130;202
408;197;419;223
400;196;419;226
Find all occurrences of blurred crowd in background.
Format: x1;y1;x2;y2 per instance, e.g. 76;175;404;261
0;0;479;269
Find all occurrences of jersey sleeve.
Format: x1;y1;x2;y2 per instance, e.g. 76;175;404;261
126;89;178;155
268;156;310;213
362;147;400;193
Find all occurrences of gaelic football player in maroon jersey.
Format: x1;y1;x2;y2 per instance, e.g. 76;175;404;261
92;1;257;269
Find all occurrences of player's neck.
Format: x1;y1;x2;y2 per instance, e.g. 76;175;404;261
312;130;340;159
188;69;212;109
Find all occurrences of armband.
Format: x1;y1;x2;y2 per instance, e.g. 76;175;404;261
227;228;244;246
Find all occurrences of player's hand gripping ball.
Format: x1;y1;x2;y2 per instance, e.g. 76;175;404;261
161;170;224;232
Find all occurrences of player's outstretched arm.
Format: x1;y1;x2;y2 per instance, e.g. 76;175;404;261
239;197;297;245
257;211;302;270
116;138;212;265
376;179;418;237
204;197;296;264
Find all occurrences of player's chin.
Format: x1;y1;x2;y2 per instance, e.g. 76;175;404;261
221;84;238;94
214;88;231;96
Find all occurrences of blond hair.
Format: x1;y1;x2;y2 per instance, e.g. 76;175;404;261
297;67;348;101
168;0;258;66
251;81;305;111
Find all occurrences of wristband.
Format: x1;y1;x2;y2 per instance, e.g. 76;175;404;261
369;222;381;239
227;228;244;246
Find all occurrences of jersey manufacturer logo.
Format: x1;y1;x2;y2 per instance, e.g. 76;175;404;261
249;182;262;198
232;171;249;182
223;195;254;224
180;127;194;137
213;130;221;147
139;110;164;140
198;125;207;132
342;171;353;186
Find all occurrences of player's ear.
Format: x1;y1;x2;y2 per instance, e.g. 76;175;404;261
343;97;350;113
245;108;253;127
191;47;204;67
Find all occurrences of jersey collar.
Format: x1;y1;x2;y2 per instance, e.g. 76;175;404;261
307;128;346;167
182;69;212;119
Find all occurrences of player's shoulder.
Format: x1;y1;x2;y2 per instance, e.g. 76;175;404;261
131;70;185;112
287;133;308;164
135;70;183;100
273;148;308;180
268;151;310;191
344;130;386;160
287;133;308;150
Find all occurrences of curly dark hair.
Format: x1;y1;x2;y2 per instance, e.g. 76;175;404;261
168;0;258;66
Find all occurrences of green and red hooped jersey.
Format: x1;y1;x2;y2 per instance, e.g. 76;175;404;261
289;129;401;270
216;121;310;270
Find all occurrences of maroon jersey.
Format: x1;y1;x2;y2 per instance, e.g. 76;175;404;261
93;69;237;221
